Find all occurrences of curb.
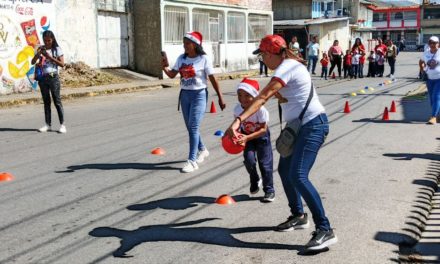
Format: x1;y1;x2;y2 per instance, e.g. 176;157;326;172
0;71;260;109
399;146;440;262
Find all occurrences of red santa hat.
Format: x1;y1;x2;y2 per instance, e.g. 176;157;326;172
184;31;203;46
237;78;260;97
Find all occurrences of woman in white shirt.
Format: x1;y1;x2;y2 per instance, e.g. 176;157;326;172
162;32;226;172
31;30;66;134
420;36;440;124
226;35;337;251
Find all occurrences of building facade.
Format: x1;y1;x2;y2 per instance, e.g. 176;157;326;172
133;0;273;78
421;0;440;44
371;5;421;49
273;0;350;57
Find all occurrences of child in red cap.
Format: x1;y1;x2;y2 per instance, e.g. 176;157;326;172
234;78;275;202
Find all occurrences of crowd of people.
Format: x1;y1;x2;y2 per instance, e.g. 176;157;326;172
282;35;399;80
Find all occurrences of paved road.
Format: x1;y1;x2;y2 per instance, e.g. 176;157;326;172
1;52;438;263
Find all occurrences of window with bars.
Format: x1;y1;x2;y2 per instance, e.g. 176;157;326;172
248;14;271;43
193;9;224;43
227;12;245;43
164;6;189;44
424;8;440;19
97;0;126;12
391;12;403;20
373;13;387;22
403;11;417;20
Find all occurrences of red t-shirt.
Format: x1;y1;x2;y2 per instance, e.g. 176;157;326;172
352;44;366;55
359;55;366;64
374;44;387;56
320;58;329;67
344;54;352;65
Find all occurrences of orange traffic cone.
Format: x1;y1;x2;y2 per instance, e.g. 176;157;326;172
331;72;336;79
215;194;236;205
151;147;165;155
390;100;397;113
344;101;351;113
382;107;389;121
210;101;217;113
0;172;14;182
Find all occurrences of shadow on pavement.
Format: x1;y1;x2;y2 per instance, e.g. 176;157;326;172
0;128;38;132
352;97;430;124
89;218;302;258
383;153;440;161
56;161;185;173
127;194;259;211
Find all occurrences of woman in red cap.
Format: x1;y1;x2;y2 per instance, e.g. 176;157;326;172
162;32;226;173
226;35;337;251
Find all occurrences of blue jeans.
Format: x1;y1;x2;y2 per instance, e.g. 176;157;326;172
351;64;359;78
427;79;440;117
180;89;207;161
278;113;331;231
308;55;318;73
243;130;274;194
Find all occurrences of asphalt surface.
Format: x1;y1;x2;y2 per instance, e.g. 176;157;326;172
1;52;439;263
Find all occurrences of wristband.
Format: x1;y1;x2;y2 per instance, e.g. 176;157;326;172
236;116;242;123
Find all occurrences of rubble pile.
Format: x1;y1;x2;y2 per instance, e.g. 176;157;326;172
60;62;126;88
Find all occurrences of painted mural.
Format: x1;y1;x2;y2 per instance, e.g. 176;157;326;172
0;0;55;95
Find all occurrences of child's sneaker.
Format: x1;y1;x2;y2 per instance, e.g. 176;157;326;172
196;149;209;163
250;179;262;194
261;192;275;203
181;160;198;173
38;125;51;133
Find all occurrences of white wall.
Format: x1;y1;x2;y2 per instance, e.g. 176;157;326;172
55;0;99;67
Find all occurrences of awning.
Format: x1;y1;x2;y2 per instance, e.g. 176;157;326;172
274;17;350;27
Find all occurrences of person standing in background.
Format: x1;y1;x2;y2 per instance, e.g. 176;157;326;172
306;36;320;75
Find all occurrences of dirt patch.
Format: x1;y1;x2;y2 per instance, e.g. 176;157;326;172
59;62;128;88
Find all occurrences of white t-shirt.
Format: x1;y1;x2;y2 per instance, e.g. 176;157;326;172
40;46;63;74
422;49;440;80
172;54;214;90
307;43;320;57
233;104;269;135
352;54;360;65
273;59;325;124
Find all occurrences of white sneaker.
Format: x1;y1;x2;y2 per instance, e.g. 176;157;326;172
58;125;67;134
38;125;51;133
196;149;209;163
181;160;198;173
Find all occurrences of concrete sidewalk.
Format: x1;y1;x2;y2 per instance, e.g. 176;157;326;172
0;70;259;108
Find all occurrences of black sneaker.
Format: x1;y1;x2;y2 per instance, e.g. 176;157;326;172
275;213;310;232
305;228;338;251
261;192;275;203
250;179;262;195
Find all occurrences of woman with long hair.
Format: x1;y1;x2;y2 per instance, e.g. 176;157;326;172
31;30;66;133
162;32;226;173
